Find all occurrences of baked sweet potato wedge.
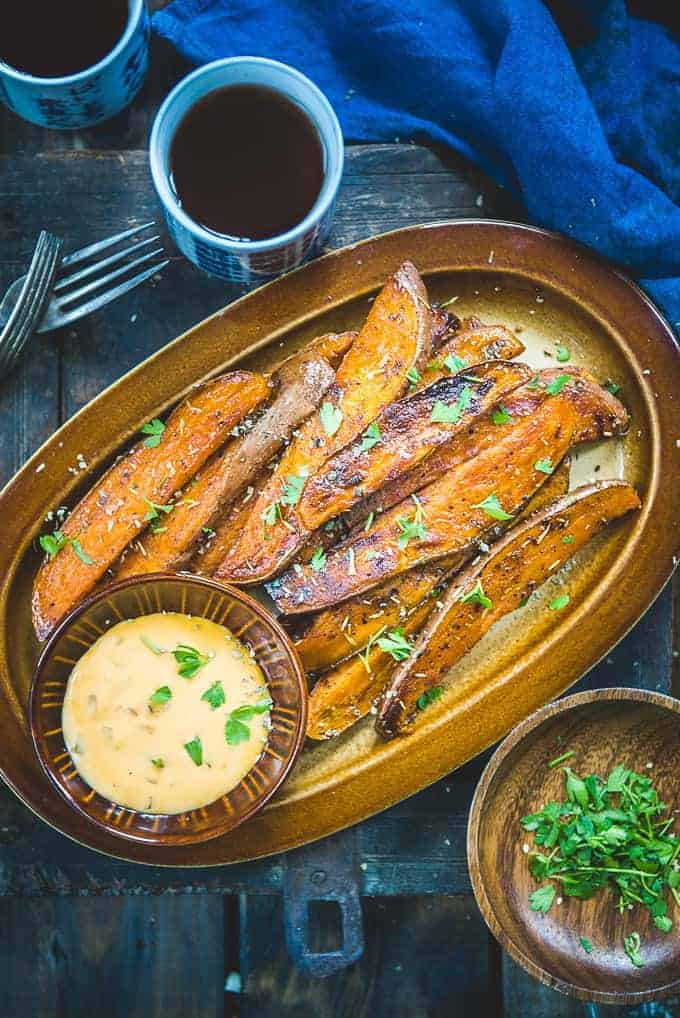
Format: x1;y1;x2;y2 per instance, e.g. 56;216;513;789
422;319;525;387
376;481;641;738
307;600;434;740
116;345;338;578
268;370;629;614
298;360;532;530
291;459;571;673
306;330;357;367
341;365;624;532
214;262;433;583
32;370;270;640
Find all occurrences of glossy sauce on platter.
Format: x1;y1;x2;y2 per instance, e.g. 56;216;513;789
62;613;271;814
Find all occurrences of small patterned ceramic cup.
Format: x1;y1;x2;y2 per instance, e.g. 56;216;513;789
0;0;149;130
149;57;344;284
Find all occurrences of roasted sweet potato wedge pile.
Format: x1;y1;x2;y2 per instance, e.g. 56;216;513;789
267;369;629;615
376;481;640;738
32;370;271;640
32;260;639;754
292;459;571;675
214;261;433;583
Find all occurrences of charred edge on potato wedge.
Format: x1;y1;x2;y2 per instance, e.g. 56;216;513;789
290;459;571;674
214;261;434;584
268;370;628;614
377;481;640;738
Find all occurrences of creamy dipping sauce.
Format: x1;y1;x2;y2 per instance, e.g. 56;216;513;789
62;612;271;814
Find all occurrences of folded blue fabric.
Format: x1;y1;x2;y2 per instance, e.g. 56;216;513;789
153;0;680;327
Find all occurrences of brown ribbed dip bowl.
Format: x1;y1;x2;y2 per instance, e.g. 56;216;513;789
467;688;680;1005
29;574;307;847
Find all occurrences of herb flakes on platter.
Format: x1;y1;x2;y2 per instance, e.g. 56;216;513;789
521;763;680;965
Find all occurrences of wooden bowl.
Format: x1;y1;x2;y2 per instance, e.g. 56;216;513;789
29;574;307;847
467;688;680;1005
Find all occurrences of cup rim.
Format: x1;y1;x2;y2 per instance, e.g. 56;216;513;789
149;56;345;255
0;0;144;86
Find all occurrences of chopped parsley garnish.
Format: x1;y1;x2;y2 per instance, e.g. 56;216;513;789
320;401;343;437
140;418;165;448
225;698;272;745
396;497;427;549
549;594;570;611
39;530;93;564
602;378;620;396
70;537;94;565
491;404;512;425
151;757;165;769
184;736;203;766
310;547;327;572
144;498;174;521
521;765;680;960
526;375;542;389
39;530;68;558
202;527;216;538
460;579;493;610
376;627;413;662
149;685;172;708
529;885;555;914
347;548;356;575
263;501;282;528
364;511;375;533
546;374;570;396
171;644;211;679
472;493;513;521
141;635;164;655
430;384;473;424
443;353;468;373
406;367;421;386
548;750;575;768
562;535;574;544
201;680;226;710
358;625;387;673
555;344;570;363
624;932;644;968
534;458;554;474
360;421;382;452
579;937;593;954
416;686;444;710
281;469;308;506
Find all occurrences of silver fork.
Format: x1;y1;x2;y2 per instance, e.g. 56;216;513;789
0;231;63;378
0;222;169;341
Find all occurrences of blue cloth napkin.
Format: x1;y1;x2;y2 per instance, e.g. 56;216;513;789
153;0;680;328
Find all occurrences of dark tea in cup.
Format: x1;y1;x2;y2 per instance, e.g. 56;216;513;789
169;84;325;242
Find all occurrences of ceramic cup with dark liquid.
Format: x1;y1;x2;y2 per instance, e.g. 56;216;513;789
150;58;344;283
0;0;149;129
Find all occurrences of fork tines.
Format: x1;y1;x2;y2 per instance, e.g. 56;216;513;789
44;222;169;332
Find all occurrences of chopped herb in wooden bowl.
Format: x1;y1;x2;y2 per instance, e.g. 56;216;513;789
521;763;680;966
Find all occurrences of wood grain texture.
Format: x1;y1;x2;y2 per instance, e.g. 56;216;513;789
0;895;225;1018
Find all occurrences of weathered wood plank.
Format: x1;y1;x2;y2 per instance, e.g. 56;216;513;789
240;894;497;1017
0;895;225;1017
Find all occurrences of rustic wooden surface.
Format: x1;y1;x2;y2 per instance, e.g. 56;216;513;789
0;5;677;1016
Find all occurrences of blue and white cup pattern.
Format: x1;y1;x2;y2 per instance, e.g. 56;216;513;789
0;0;149;130
149;58;344;284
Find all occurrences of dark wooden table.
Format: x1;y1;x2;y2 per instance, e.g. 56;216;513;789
1;9;678;1017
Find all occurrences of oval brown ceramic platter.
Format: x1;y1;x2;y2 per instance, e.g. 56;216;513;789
0;221;678;865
